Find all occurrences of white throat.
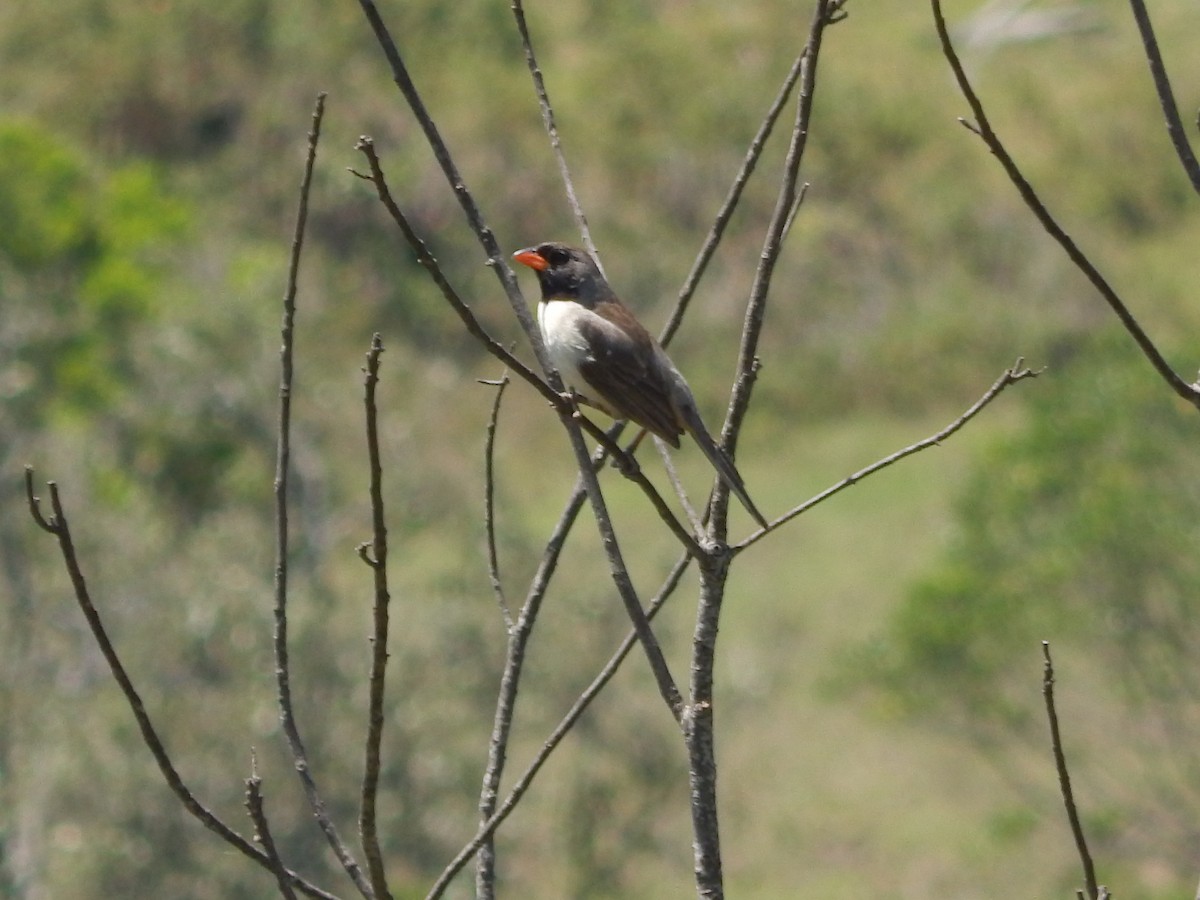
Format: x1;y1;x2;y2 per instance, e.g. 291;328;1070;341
537;299;591;390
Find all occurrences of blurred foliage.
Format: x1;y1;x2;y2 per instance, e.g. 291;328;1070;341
0;120;188;425
1;0;1199;897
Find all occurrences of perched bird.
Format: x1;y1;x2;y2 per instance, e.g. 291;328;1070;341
513;241;768;529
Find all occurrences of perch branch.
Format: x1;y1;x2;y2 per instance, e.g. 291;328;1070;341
351;139;684;720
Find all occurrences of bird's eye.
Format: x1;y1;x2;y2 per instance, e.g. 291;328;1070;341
544;247;569;266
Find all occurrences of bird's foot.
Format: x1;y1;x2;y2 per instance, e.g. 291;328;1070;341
611;450;642;479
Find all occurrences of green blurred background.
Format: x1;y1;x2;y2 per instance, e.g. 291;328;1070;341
2;0;1199;896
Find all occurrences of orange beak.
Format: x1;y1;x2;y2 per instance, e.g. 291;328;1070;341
513;248;548;271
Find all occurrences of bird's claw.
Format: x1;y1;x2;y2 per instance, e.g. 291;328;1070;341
611;451;640;479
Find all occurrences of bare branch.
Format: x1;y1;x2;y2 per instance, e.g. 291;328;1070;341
1127;0;1200;194
359;334;394;900
23;466;54;532
656;436;704;534
472;486;588;900
734;358;1040;552
1042;642;1104;900
273;93;373;897
583;476;686;719
930;0;1200;412
480;373;514;632
23;470;338;900
245;755;299;900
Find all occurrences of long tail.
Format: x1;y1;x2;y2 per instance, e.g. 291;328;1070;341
678;404;769;530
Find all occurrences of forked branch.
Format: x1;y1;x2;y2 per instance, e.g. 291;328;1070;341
24;470;338;900
272;93;373;898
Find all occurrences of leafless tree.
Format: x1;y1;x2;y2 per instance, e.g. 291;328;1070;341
32;0;1200;896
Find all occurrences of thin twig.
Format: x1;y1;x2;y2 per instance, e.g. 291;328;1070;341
930;0;1200;411
703;5;830;540
656;436;704;534
734;358;1040;552
724;2;833;470
1042;642;1102;900
245;755;299;900
481;373;514;631
510;0;599;266
273;94;373;897
24;470;337;900
1127;0;1200;194
431;552;695;900
359;334;393;900
781;182;811;242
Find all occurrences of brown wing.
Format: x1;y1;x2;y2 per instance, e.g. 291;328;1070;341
575;302;684;447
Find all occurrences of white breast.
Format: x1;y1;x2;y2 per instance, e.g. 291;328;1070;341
537;300;592;390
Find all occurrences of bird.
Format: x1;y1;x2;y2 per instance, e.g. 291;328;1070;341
513;241;768;529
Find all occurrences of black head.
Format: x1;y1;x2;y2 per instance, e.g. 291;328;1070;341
513;242;611;307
